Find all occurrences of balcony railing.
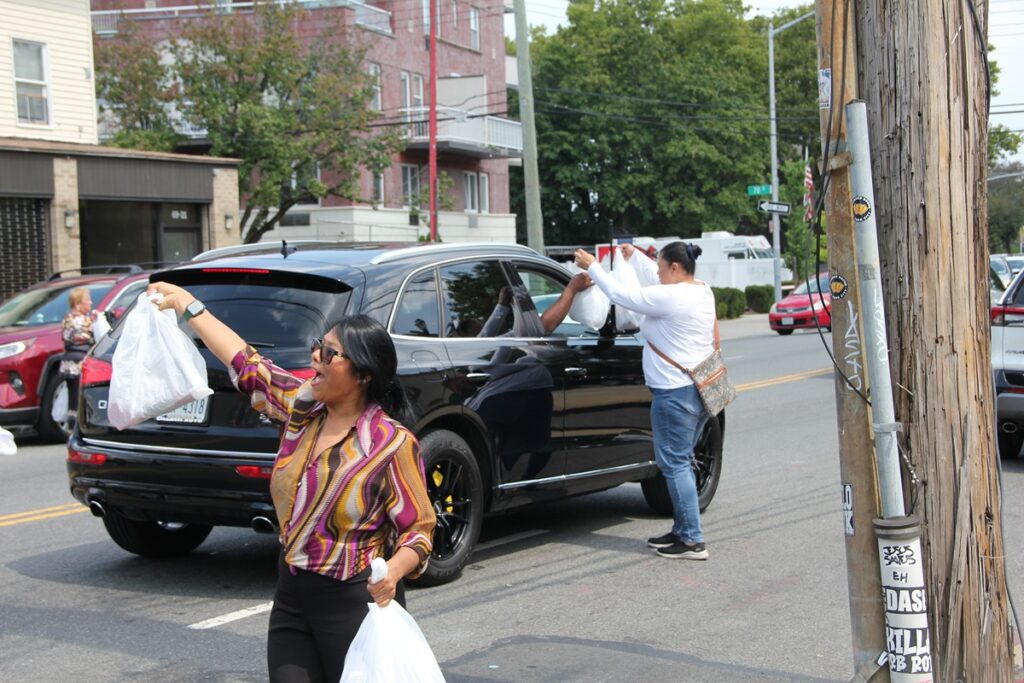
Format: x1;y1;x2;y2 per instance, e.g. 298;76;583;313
92;0;392;36
401;106;523;158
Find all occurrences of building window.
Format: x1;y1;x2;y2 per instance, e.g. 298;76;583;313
289;163;321;206
368;62;382;111
452;0;458;27
469;7;480;50
464;172;478;212
13;40;48;125
422;0;440;36
372;171;384;205
479;172;489;213
412;74;424;110
402;165;421;209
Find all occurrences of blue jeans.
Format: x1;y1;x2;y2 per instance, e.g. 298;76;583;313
650;385;709;544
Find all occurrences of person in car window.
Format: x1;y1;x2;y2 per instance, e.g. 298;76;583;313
60;287;96;424
473;273;593;338
574;243;718;561
147;281;436;683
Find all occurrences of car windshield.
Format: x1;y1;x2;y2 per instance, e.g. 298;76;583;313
1007;257;1024;273
0;282;114;327
792;274;830;296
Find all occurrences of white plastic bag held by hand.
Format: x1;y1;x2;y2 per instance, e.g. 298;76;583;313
107;293;212;430
611;255;645;330
340;557;446;683
566;262;611;330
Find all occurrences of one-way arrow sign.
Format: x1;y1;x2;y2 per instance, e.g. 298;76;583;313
757;200;791;216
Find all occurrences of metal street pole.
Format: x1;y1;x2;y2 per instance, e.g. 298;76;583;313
428;0;438;242
768;11;814;302
514;0;544;253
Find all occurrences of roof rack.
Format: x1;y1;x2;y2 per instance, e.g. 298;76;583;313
46;262;182;282
368;242;538;265
191;240;339;262
47;265;143;280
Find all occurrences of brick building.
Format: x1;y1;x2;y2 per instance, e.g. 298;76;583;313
90;0;523;244
0;0;240;299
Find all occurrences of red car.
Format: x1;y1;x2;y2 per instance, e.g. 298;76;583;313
768;272;833;335
0;268;152;441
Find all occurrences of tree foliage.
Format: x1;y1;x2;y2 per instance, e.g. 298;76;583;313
95;2;405;243
512;1;1019;249
94;21;182;152
989;161;1024;253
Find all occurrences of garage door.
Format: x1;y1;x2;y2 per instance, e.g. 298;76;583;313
0;198;49;300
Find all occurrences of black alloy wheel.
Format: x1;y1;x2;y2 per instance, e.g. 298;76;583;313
411;429;484;586
641;415;725;515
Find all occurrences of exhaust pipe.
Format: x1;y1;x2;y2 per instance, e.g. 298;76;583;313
1002;422;1019;434
88;500;106;518
251;516;277;534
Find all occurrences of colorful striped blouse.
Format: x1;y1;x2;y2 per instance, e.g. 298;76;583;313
230;346;435;581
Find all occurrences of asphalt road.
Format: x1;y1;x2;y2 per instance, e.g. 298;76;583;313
2;316;1022;682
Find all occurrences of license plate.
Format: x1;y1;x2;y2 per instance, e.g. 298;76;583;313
156;396;210;424
782;317;794;326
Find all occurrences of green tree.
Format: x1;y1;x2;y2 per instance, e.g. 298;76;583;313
989;161;1024;253
95;3;405;243
94;21;181;152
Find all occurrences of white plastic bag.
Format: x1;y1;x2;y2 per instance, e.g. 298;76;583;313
567;262;611;330
92;311;111;340
0;427;16;456
611;255;645;330
340;558;446;683
107;293;212;430
50;380;68;423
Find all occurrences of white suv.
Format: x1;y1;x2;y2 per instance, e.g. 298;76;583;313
991;267;1024;458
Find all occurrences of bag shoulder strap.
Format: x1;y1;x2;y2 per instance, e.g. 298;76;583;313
647;341;691;375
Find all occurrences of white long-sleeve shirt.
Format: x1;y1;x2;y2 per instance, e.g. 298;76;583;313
587;251;716;389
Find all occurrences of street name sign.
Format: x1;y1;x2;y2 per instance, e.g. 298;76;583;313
758;200;791;215
747;184;772;197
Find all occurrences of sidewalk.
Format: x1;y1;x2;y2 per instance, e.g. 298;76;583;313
718;313;769;341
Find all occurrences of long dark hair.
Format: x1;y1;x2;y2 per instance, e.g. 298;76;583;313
328;315;416;425
659;241;702;275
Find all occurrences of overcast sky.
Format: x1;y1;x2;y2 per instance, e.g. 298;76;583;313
504;0;1024;164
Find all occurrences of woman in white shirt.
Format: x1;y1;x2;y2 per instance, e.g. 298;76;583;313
574;242;718;560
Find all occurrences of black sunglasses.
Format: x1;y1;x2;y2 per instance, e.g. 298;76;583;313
311;338;347;365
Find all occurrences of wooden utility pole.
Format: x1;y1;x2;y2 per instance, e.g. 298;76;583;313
814;0;887;676
855;0;1013;678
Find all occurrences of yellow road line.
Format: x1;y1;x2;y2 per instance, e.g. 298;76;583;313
0;507;89;528
0;503;81;523
736;367;832;393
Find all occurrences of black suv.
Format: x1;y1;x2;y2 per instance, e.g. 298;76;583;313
68;242;724;585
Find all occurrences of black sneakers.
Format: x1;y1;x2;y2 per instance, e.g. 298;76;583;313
646;532;678;549
656;541;709;560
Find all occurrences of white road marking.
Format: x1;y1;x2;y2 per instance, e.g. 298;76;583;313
187;601;273;630
475;529;549;552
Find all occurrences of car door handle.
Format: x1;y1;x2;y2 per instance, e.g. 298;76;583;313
466;372;491;382
565;367;588;377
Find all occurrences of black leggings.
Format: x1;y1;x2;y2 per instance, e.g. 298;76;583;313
267;553;406;683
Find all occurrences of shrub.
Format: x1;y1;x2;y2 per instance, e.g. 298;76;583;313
745;285;775;313
712;287;747;319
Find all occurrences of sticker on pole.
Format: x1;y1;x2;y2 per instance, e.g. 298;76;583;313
818;68;832;110
877;529;932;681
841;484;854;535
830;275;849;300
852;196;872;222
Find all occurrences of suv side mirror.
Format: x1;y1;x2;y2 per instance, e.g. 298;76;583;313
109;308;126;322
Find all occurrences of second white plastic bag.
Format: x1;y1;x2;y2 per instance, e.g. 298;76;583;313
610;255;645;330
340;558;445;683
107;293;212;431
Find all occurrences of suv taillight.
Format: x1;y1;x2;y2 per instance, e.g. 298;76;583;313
68;448;107;465
81;357;113;387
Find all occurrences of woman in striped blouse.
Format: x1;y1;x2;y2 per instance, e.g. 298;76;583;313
147;281;436;683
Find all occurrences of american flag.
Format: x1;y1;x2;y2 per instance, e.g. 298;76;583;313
803;164;815;223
